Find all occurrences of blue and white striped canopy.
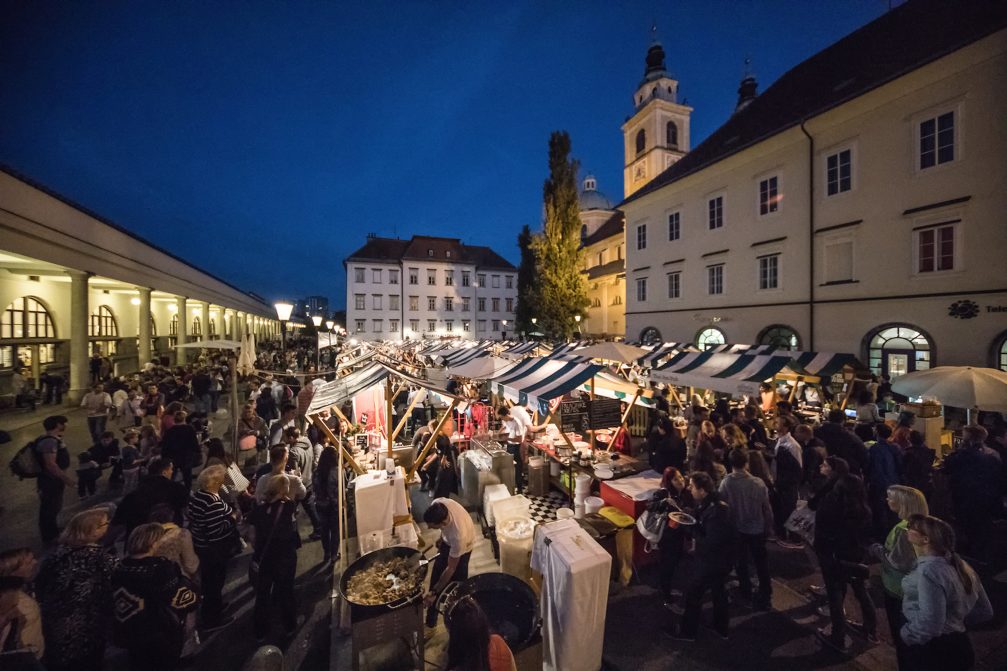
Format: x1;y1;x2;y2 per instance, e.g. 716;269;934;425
649;351;813;396
637;342;697;368
489;356;604;414
307;361;460;415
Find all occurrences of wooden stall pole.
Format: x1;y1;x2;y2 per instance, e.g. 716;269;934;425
385;377;394;458
589;377;597;452
334;424;350;634
609;388;642;452
310;413;365;475
407;399;459;484
390;387;422;444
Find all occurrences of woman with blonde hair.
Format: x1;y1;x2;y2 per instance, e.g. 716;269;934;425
187;464;237;633
901;515;992;670
720;424;749;451
869;485;929;668
34;508;116;671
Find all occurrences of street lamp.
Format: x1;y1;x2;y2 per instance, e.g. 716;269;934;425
325;320;334;331
574;314;582;339
311;315;323;370
274;301;294;354
502;319;508;340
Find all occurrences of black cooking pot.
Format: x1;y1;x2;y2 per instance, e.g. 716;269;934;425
439;572;540;651
338;545;433;620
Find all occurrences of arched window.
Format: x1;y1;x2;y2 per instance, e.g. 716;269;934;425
865;323;932;378
89;305;118;355
1;296;57;369
696;327;726;351
208;318;217;338
169;314;179;349
635;129;646;155
991;331;1007;372
666;121;678;148
191;316;202;337
640;326;663;346
758;324;801;351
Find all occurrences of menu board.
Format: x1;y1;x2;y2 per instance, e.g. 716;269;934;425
588;398;623;430
559;399;589;433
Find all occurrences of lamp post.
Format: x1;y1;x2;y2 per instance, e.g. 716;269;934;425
311;315;323;371
574;314;582;339
274;301;294;355
502;319;508;341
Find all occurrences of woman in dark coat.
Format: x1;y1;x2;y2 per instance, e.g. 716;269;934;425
810;456;877;651
248;475;301;641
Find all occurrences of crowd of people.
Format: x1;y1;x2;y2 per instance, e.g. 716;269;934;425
640;392;1000;669
1;353;352;671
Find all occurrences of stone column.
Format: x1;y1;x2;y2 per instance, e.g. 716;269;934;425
68;270;90;403
199;301;210;342
176;297;188;365
137;287;152;369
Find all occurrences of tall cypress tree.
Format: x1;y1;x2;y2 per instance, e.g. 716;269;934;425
529;131;589;340
515;224;536;334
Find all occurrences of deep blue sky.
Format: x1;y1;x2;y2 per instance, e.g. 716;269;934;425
0;1;889;310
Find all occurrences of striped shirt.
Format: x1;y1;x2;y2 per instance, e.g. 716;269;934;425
186;490;234;549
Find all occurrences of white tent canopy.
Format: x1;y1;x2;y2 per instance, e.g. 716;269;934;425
173;339;243;350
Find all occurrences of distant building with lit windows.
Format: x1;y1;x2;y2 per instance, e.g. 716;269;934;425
621;0;1007;376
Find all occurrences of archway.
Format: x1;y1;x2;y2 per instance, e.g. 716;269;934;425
864;323;933;378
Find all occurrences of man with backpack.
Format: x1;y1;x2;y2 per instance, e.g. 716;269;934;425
33;415;75;543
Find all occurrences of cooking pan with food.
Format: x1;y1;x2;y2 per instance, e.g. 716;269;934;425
338;545;436;619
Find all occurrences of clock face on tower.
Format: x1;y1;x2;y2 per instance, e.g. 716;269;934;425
634;161;647;182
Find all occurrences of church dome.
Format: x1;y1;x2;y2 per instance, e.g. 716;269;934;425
579;175;613;211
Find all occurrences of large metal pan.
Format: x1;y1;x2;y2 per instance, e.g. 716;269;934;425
438;572;541;651
338;545;433;620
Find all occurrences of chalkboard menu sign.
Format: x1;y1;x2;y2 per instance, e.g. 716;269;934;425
589;398;623;430
354;434;368;450
559;399;589;433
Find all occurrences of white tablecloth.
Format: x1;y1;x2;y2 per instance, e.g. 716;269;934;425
532;519;611;671
600;468;662;501
354;467;409;537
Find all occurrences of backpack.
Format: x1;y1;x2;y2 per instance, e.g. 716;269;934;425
9;440;41;479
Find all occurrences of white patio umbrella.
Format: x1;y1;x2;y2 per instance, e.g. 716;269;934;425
237;333;257;376
891;366;1007;414
572;341;650;365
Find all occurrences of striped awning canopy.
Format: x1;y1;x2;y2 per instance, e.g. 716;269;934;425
578;370;654;407
489;356;604;414
637;342;697;368
306;361;461;415
500;341;545;359
446;355;515;380
437;342;496;367
788;351;864;377
649;351;817;396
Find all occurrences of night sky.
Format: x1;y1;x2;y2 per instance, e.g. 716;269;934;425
0;1;889;309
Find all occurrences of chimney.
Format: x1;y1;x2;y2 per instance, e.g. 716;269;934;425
735;75;758;113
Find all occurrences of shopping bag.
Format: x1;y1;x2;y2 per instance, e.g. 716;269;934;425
784;503;815;545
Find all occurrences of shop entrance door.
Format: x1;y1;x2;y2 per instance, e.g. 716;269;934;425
883;351;912;378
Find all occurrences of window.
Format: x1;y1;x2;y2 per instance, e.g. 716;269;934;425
372;269;382;283
427;320;436;332
505;276;513;289
463;320;471;332
708;196;724;230
492;275;500;288
592;298;601;308
759;176;779;215
1;296;56;369
446;250;452;259
478;297;486;312
666;121;678;148
409;319;419;332
462;271;471;287
354;268;365;283
427;296;437;310
427;270;437;286
636;277;647;302
640;326;663;346
427;249;434;257
596;251;604;266
635;128;646;155
492;320;500;332
409;296;419;311
667;271;681;299
916;223;956;273
390;319;399;333
355;319;366;333
612;295;622;305
826;149;852;195
668;212;680;241
409;268;418;285
867;324;932;376
445;270;454;286
758;325;800;350
445;320;454;333
824;238;854;283
506;298;513;312
707;265;724;295
461;297;470;312
169;314;178;336
445;297;454;311
919;111;954;169
372;294;382;310
90;305;119;352
477;320;487;332
491;298;500;312
636;224;647;250
373;319;382;333
997;333;1007;372
758;255;779;290
696;327;726;351
477;274;486;287
354;294;365;310
389;295;400;311
389;270;399;285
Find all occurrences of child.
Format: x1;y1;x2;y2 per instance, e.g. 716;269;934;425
76;452;101;498
120;430;145;494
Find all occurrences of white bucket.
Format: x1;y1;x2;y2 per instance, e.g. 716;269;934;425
556;507;575;520
528;456;544;468
585;496;605;514
574;503;585;519
575;474;592;488
550;461;561;477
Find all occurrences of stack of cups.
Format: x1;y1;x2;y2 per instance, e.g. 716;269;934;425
574;474;592;519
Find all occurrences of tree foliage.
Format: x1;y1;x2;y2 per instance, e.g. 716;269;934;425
525;131;589;340
515;224;536;333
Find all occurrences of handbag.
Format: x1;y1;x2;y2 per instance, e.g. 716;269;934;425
784;503;816;545
248;502;284;584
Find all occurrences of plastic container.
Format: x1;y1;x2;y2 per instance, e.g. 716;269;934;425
526;459;548;497
550;461;561;477
493;494;532;528
498;516;535;580
483;484;512;527
585;496;605;514
575;473;592;489
574;503;585;520
556;507;575;520
528;456;544;468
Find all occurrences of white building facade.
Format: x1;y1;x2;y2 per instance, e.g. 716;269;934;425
622;1;1007;376
345;235;517;342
